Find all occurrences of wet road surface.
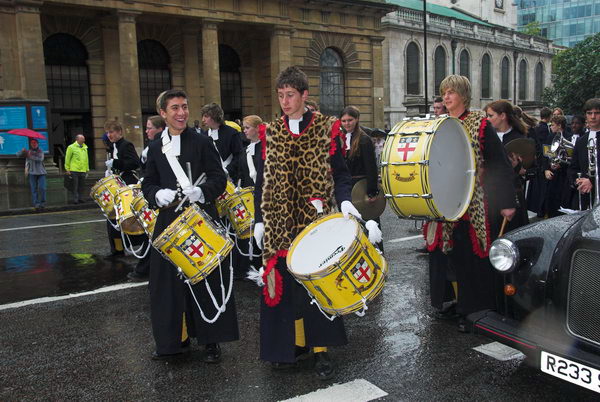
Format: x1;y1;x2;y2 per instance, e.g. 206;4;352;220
0;208;597;401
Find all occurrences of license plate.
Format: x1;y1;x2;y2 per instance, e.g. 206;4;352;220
541;351;600;393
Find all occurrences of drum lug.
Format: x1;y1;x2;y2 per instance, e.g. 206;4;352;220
385;160;429;166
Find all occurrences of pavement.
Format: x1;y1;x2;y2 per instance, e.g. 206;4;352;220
0;208;597;401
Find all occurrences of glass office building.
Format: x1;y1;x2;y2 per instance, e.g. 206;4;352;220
517;0;600;47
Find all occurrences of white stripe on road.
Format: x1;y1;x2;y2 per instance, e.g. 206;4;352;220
387;234;422;243
473;342;525;361
281;379;388;402
0;219;105;232
0;282;147;311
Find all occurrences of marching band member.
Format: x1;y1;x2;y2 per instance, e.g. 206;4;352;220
253;66;359;380
568;98;600;210
142;90;239;361
425;76;516;333
543;115;570;217
104;120;141;258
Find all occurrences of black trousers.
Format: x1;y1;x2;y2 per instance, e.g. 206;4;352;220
71;171;86;203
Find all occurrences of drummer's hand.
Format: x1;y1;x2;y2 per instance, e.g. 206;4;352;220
508;152;521;168
341;200;362;220
577;178;592;193
105;159;114;169
155;188;177;207
501;208;516;221
254;222;264;249
544;170;554;180
183;186;204;203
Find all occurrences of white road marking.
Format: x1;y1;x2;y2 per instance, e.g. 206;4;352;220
473;342;525;361
281;379;388;402
387;234;422;243
0;282;147;311
0;219;105;232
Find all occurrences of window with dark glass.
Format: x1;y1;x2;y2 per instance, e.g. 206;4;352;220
319;48;345;116
219;45;242;121
501;56;510;99
535;62;544;101
434;46;446;97
459;49;470;80
44;33;90;111
138;39;171;115
518;59;528;101
481;53;491;99
406;42;420;95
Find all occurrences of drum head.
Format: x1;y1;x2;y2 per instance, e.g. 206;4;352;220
289;216;357;275
428;118;475;220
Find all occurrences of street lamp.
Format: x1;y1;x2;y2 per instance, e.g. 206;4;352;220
451;39;458;75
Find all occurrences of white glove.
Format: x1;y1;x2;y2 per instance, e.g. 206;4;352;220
104;169;112;178
310;199;324;214
365;220;383;245
155;188;177;208
254;222;265;249
182;186;204;203
341;200;362;220
140;148;148;164
105;159;114;169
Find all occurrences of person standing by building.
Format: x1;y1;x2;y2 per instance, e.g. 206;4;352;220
64;134;89;205
432;96;447;117
19;138;47;211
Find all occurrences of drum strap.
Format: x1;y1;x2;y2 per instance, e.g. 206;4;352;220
161;129;191;189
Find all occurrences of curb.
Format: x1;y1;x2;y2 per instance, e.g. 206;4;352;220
0;202;97;217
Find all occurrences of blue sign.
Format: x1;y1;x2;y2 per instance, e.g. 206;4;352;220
31;106;47;129
0;133;28;155
0;106;27;130
38;132;49;153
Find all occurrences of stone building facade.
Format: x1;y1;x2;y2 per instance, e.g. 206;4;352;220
382;2;556;126
0;0;395;172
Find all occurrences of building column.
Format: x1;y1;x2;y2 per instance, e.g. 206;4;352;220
371;36;385;129
202;18;222;105
102;19;122;124
270;25;292;119
15;0;47;99
183;23;203;122
117;11;143;151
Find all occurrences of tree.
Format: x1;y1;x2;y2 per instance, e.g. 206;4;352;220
542;33;600;115
522;21;541;37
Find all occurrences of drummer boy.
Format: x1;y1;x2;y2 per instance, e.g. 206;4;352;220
252;66;361;380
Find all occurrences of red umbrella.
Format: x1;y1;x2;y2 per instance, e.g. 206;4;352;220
7;128;46;140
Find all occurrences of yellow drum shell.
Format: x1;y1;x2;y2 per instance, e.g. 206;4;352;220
380;117;476;222
287;213;387;316
132;195;158;238
90;175;126;219
115;184;145;236
215;181;236;218
224;187;254;239
153;204;233;285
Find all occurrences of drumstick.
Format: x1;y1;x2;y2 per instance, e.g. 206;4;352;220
175;173;207;212
186;162;193;185
498;216;509;237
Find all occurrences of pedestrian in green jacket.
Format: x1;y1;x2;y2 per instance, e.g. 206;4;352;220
65;134;89;203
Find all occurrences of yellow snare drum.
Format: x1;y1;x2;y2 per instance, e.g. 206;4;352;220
215;181;236;218
114;184;145;235
153;204;233;285
224;187;254;239
90;174;126;219
287;213;387;316
132;195;158;238
381;117;476;221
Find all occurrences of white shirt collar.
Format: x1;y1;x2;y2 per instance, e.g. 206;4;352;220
345;132;353;150
209;128;219;141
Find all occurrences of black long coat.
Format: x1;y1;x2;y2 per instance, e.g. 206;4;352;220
501;128;529;231
201;124;243;183
142;127;238;354
109;137;140;184
568;131;596;209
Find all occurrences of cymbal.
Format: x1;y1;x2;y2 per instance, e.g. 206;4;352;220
351;179;386;220
505;138;536;169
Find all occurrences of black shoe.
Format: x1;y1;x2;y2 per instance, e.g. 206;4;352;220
181;338;190;349
127;271;148;282
314;352;335;380
151;350;188;361
431;304;459;321
295;346;311;361
104;251;125;260
271;361;297;370
203;343;221;363
457;317;471;333
415;247;429;254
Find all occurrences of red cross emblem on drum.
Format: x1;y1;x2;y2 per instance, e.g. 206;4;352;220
183;234;204;259
352;259;372;283
232;203;247;220
142;208;153;222
101;191;111;205
397;136;419;161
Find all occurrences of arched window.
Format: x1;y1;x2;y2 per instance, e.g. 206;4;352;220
534;62;545;101
406;42;420;95
481;53;491;99
434;46;446;97
138;39;171;115
459;49;470;80
501;56;510;99
518;60;528;101
319;48;345;116
219;45;242;120
44;33;90;111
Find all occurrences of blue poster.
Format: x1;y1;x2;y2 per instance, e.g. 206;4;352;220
38;132;49;153
0;106;27;130
0;133;28;155
31;106;47;129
